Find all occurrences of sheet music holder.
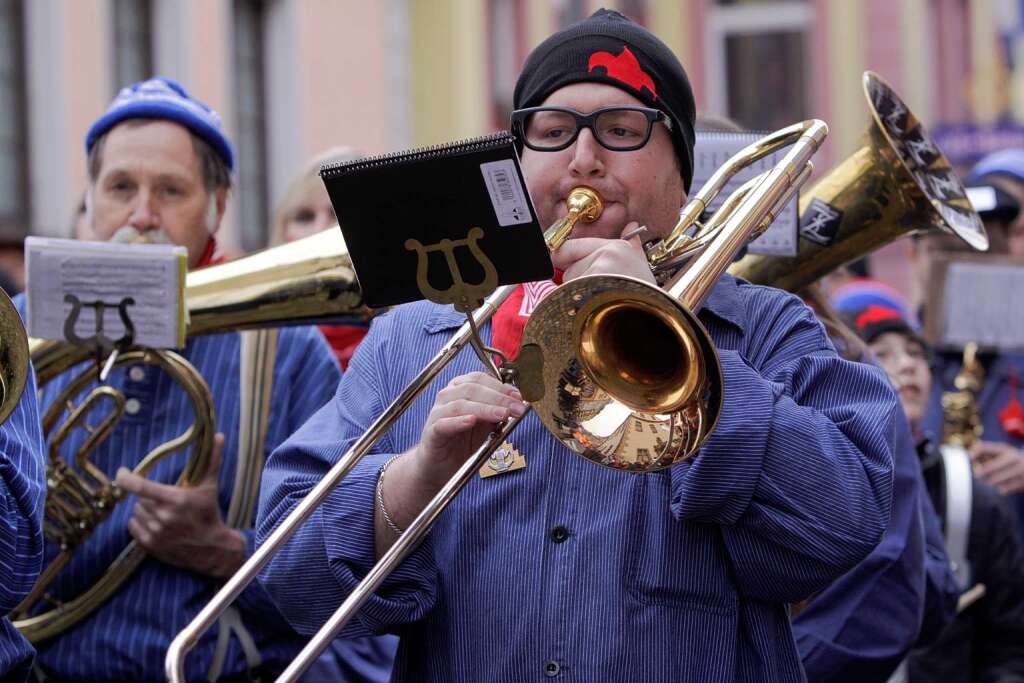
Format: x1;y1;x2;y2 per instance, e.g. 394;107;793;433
321;132;551;310
692;130;799;257
925;253;1024;352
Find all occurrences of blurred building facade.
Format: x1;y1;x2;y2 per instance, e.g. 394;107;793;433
1;0;1017;291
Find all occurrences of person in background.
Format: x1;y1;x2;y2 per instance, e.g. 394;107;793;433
839;286;1024;681
269;147;397;681
269;147;370;369
909;149;1024;530
23;77;340;683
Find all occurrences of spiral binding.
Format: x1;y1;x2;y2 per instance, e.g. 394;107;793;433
319;131;517;178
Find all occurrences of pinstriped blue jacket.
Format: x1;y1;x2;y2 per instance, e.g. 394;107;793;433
0;363;46;682
258;274;898;682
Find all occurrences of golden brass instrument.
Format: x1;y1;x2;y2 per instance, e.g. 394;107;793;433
942;342;985;448
168;118;827;683
0;288;30;426
14;229;368;643
730;71;988;291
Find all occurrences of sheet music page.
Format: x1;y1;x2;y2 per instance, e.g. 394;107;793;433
941;260;1024;350
25;237;187;349
691;132;799;257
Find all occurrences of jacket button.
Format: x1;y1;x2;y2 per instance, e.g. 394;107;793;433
550;525;570;543
544;660;561;677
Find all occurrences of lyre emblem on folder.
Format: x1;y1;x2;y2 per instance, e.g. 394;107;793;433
404;227;499;313
63;294;136;349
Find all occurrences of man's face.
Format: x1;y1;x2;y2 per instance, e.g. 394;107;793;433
869;331;932;428
88;120;224;267
518;82;685;240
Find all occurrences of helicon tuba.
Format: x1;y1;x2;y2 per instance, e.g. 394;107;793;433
13;228;367;643
729;71;988;290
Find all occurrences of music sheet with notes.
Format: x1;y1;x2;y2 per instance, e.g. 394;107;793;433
928;256;1024;351
25;237;188;348
692;131;799;257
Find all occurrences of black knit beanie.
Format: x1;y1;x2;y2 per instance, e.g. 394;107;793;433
513;9;697;193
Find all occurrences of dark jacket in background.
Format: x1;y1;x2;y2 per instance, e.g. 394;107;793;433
906;438;1024;682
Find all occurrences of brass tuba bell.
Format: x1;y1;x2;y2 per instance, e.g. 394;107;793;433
730;71;988;291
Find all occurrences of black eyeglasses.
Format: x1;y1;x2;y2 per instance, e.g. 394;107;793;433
510;106;671;152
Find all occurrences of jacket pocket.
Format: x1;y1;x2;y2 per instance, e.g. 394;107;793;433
624;471;739;615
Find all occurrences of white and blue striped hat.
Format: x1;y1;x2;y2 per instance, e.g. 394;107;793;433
86;77;234;170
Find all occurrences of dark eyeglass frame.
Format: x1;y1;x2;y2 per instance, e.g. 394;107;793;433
510;105;671;152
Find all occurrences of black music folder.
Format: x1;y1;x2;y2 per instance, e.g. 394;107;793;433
321;132;551;310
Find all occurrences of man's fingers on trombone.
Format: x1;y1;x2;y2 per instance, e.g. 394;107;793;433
436;382;524;410
428;397;525;427
448;372;522;397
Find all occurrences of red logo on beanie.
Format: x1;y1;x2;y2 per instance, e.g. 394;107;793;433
855;304;901;331
588;46;658;100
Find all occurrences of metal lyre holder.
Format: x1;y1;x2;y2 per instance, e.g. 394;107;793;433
168;121;827;683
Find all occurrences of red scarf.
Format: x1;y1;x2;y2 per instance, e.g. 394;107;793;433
194;237;224;269
1000;368;1024;439
491;272;562;361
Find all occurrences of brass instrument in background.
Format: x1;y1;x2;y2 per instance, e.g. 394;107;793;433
0;288;30;426
729;71;988;291
13;229;369;643
943;342;985;449
168;118;828;683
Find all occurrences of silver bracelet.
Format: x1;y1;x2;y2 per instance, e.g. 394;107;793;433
376;455;405;536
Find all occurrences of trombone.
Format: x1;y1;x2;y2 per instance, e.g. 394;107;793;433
167;118;827;683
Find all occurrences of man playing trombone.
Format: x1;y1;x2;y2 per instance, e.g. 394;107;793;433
258;10;898;681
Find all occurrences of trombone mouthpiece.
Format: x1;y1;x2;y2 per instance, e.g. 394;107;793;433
567;187;603;223
548;187;604;252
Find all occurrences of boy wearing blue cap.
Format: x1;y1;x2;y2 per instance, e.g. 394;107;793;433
24;79;343;682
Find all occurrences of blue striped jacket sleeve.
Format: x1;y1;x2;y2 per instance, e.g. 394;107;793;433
793;412;944;680
0;365;46;613
671;289;897;602
256;313;437;638
236;326;342;622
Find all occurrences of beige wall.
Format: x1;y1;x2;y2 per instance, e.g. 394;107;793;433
26;0;111;237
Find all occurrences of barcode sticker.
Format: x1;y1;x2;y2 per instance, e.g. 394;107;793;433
481;159;532;226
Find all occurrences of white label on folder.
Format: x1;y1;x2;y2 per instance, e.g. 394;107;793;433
481;159;531;226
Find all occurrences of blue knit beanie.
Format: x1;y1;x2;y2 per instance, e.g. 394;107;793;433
86;77;234;171
966;148;1024;185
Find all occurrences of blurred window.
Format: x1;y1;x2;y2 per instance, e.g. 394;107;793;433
556;0;587;27
619;0;647;25
489;0;524;128
707;0;811;131
233;0;269;250
112;0;153;91
0;0;29;239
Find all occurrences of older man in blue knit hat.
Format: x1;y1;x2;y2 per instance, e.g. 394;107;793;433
21;78;348;683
